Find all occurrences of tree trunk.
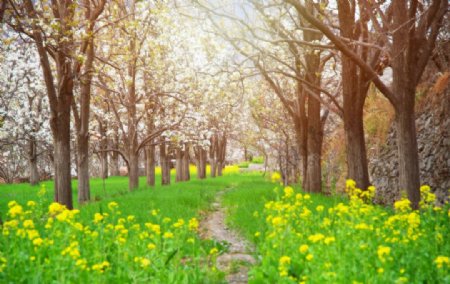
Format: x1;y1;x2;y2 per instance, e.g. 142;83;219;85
53;108;73;210
182;143;190;181
160;140;170;185
210;160;217;178
175;147;183;182
110;125;120;176
128;152;139;190
337;0;370;190
395;90;421;208
344;106;370;190
217;161;223;176
146;145;155;186
98;120;108;179
28;137;39;186
76;132;90;203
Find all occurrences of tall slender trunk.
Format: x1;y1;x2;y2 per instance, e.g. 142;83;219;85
175;147;183;182
110;125;120;176
128;152;139;190
182;143;190;181
28;137;39;186
160;140;170;185
146;144;155;186
99;120;108;179
76;136;90;203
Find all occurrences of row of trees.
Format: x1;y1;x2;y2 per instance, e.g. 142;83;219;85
195;0;447;207
1;0;245;209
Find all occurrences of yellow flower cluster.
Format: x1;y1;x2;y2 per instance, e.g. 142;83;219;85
253;180;449;283
1;199;215;281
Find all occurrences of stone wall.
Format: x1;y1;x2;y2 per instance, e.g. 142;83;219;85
369;90;449;205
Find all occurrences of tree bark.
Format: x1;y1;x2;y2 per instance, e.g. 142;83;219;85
175;147;183;182
110;125;120;176
98;120;108;179
160;140;170;185
28;137;39;186
146;144;155;186
53;100;73;209
75;34;94;204
337;0;370;190
182;143;190;181
128;152;139;190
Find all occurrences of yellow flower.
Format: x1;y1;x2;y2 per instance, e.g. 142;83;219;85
108;201;119;211
76;258;88;270
377;245;391;262
94;213;104;224
163;217;171;223
140;258;151;268
377;268;384;274
163;232;174;239
48;202;64;215
92;261;110;273
23;220;34;229
3;220;19;229
306;254;314;261
27;201;36;207
394;199;411;212
324;237;335;245
33;238;43;247
283;186;294;198
279;256;291;266
434;256;450;269
188;218;199;231
254;231;261;237
173;218;185;228
209;248;219;255
316;205;324;212
8;204;23;218
27;229;39;240
271;216;285;227
308;233;325;243
147;243;156;250
299;244;309;254
271;172;281;183
127;215;135;222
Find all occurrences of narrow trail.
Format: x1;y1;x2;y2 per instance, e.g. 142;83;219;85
200;191;255;284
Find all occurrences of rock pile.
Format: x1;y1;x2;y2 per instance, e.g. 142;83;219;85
370;89;449;205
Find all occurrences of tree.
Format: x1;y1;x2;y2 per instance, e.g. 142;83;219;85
285;0;447;207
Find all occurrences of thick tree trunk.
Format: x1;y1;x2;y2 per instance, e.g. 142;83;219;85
28;137;39;186
344;106;370;190
146;145;155;186
395;90;421;208
217;161;223;176
77;133;90;203
53;109;73;210
128;152;139;190
160;140;170;185
337;0;370;190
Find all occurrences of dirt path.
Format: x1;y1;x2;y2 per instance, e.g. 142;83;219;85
200;191;255;284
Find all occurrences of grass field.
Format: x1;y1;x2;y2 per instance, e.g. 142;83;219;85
1;170;449;283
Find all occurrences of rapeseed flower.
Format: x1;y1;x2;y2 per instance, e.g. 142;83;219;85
434;256;449;269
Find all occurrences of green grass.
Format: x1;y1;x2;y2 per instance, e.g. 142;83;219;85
222;178;346;242
0;174;243;223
